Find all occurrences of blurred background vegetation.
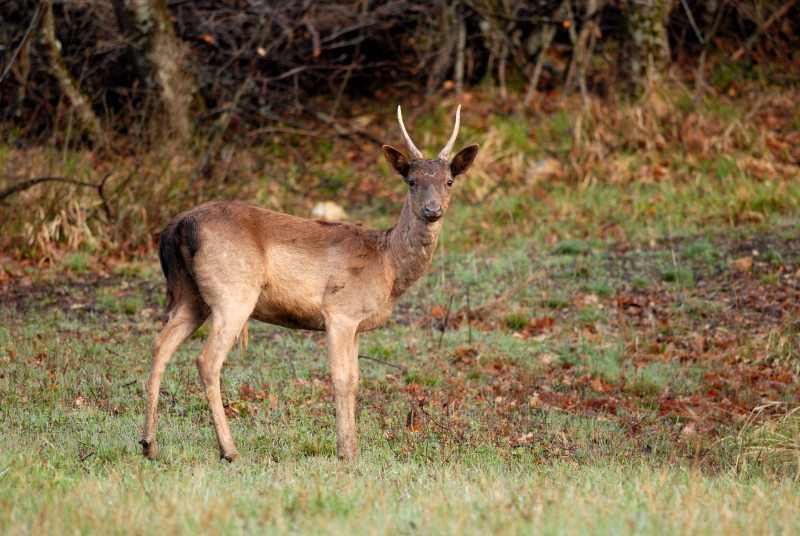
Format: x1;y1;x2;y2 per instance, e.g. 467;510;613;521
0;0;798;259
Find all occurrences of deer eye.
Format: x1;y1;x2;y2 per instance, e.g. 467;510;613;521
447;180;453;187
407;180;416;188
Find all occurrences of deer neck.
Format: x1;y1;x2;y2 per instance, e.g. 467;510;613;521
385;199;443;298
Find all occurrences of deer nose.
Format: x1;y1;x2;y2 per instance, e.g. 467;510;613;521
423;203;443;221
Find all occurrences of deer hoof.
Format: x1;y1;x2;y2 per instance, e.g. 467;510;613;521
139;438;158;460
337;445;360;462
220;449;239;463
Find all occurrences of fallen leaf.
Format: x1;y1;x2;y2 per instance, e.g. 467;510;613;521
529;316;555;332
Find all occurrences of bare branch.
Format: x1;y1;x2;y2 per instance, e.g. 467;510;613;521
0;176;100;203
0;2;43;85
731;0;799;61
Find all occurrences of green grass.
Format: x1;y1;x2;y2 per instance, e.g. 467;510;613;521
3;448;799;535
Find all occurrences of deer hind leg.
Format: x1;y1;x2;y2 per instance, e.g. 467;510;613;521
141;301;206;459
195;302;255;462
327;322;360;461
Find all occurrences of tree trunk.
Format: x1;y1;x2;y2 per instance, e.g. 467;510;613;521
112;0;203;140
39;0;104;143
620;0;674;95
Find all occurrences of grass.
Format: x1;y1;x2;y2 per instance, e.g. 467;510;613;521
3;453;800;535
2;83;800;533
3;218;800;533
4;451;799;534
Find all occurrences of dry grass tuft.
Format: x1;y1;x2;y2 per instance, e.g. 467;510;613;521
728;402;800;476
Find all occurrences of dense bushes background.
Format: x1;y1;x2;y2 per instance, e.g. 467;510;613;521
1;1;798;141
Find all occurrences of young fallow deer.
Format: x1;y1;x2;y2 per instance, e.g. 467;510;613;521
140;105;479;462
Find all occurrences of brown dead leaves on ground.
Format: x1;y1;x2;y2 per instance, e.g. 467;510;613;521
366;234;800;463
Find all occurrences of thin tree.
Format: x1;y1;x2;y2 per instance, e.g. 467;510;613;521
38;0;104;143
620;0;674;95
112;0;204;140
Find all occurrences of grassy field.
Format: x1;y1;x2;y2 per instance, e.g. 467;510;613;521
2;86;800;534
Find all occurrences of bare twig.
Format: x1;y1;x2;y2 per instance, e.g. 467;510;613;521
470;269;546;318
188;30;271;191
695;0;729;99
563;0;588;107
314;111;385;146
0;2;44;84
521;5;559;109
731;0;799;61
437;293;456;349
0;176;99;203
466;283;472;345
357;354;408;374
679;0;704;45
454;3;466;95
96;171;114;221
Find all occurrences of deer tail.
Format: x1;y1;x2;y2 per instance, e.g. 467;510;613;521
157;215;199;314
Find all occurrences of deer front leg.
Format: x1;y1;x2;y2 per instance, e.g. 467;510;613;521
326;323;360;461
141;304;205;459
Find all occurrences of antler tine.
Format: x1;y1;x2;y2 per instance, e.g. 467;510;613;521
397;106;424;161
437;105;461;162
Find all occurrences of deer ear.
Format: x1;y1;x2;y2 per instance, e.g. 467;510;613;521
450;144;479;177
382;145;410;177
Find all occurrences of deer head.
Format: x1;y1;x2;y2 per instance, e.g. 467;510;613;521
382;106;480;223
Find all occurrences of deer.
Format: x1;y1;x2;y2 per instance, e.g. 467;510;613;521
139;105;479;462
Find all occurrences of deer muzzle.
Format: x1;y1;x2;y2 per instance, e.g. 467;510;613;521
422;203;444;222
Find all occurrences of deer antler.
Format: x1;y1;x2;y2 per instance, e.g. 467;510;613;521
397;106;424;161
437;105;461;162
